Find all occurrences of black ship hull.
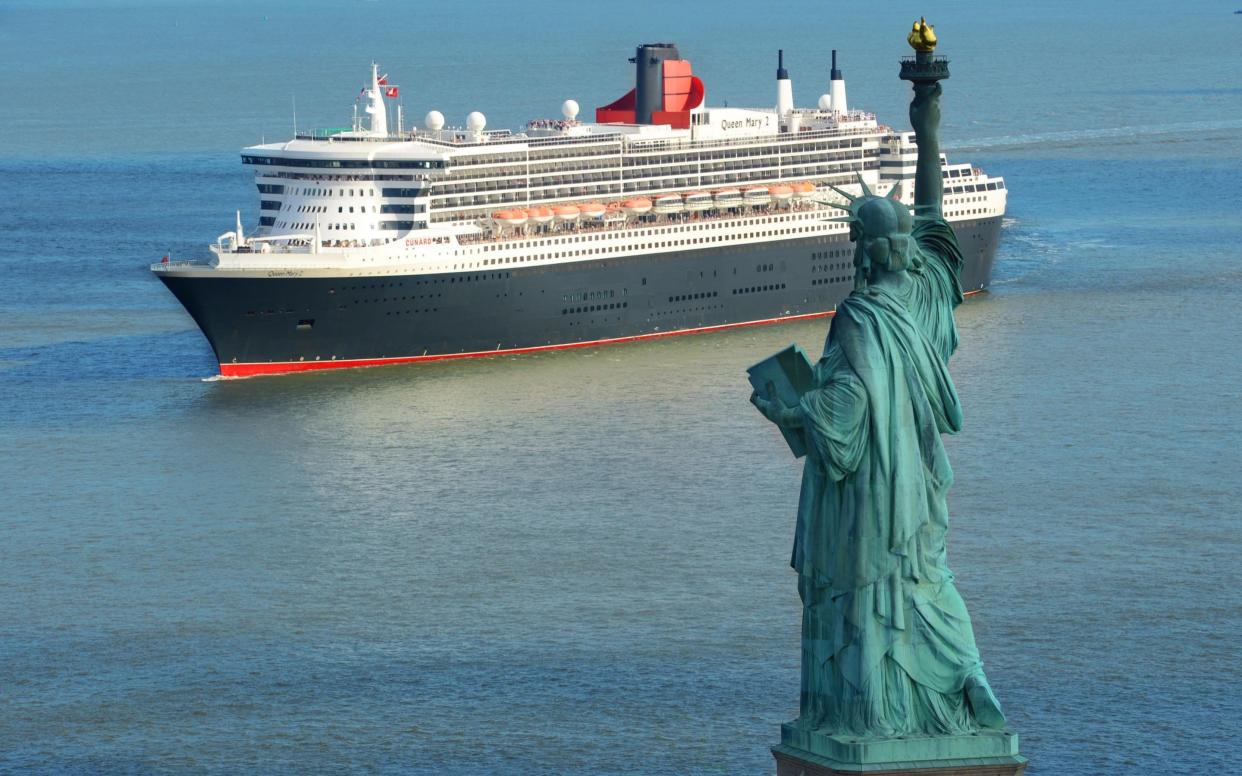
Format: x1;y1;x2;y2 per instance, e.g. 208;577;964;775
158;215;1001;377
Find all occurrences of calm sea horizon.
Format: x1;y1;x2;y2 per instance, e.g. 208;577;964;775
1;1;1240;773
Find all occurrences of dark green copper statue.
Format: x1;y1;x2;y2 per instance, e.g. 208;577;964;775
753;21;1025;775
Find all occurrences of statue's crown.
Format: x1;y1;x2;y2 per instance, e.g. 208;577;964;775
817;175;920;237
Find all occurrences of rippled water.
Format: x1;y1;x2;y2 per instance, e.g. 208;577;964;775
2;1;1241;773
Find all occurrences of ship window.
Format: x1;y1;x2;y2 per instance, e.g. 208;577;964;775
382;188;424;198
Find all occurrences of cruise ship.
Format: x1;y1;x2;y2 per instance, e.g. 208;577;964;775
153;43;1007;377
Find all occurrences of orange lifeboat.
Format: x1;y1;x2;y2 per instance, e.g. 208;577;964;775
494;209;527;227
683;191;712;212
743;186;772;207
529;206;555;224
714;188;742;208
552;204;580;222
768;184;794;202
578;202;607;219
793;181;817;198
653;193;684;215
623;197;653;216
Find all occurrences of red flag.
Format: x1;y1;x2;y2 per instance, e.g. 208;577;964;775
161;255;169;264
385;86;399;98
377;74;389;85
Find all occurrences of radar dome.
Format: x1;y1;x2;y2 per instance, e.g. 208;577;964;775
466;111;487;132
561;99;580;120
424;110;445;131
818;94;832;110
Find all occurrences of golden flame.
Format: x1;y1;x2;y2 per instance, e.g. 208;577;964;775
907;17;938;52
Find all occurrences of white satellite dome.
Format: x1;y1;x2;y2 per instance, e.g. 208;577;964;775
424;110;445;131
561;99;580;120
818;94;832;111
466;111;487;132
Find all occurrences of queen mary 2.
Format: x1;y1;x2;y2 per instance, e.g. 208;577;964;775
153;44;1006;377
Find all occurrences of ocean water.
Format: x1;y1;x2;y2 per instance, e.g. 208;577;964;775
2;1;1241;773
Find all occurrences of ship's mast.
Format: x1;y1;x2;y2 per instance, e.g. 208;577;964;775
365;63;388;137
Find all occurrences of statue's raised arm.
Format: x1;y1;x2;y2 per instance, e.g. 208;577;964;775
911;82;943;219
905;17;944;219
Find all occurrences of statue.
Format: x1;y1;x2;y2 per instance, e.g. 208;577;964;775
754;22;1025;774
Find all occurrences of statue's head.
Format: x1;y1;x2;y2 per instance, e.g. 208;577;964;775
855;195;915;272
820;176;922;286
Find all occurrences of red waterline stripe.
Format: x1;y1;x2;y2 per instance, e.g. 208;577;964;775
218;291;983;378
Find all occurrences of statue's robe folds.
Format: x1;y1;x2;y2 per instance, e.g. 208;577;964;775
790;218;1004;737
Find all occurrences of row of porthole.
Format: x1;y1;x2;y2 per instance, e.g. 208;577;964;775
653;304;725;317
669;291;719;303
812;262;850;273
563;302;629;315
385;309;440;316
812;277;849;286
733;283;787;295
334;273;511;294
355;294;443;304
811;249;850;260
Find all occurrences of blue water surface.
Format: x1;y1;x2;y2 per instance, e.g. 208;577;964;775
1;1;1240;773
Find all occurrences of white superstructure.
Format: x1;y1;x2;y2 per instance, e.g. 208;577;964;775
188;50;1006;279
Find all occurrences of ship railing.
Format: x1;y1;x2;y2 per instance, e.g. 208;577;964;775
295;128;524;147
626;124;882;154
293;121;883;154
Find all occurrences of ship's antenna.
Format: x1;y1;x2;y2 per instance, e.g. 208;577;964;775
292;95;298;136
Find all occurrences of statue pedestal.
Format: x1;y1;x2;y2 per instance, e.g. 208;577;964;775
773;722;1026;775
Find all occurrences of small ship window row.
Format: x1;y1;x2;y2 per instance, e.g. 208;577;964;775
670;292;719;303
276;187;385;197
263;172;424;183
563;290;616;303
652;302;726;318
334;273;511;294
563;302;628;315
355;294;440;304
244;157;444;170
946;210;991;218
812;277;850;286
733;284;786;295
946;183;1003;193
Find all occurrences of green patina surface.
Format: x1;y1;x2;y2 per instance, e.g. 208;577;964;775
751;29;1022;768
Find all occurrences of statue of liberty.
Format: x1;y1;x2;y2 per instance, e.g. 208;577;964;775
753;23;1020;768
